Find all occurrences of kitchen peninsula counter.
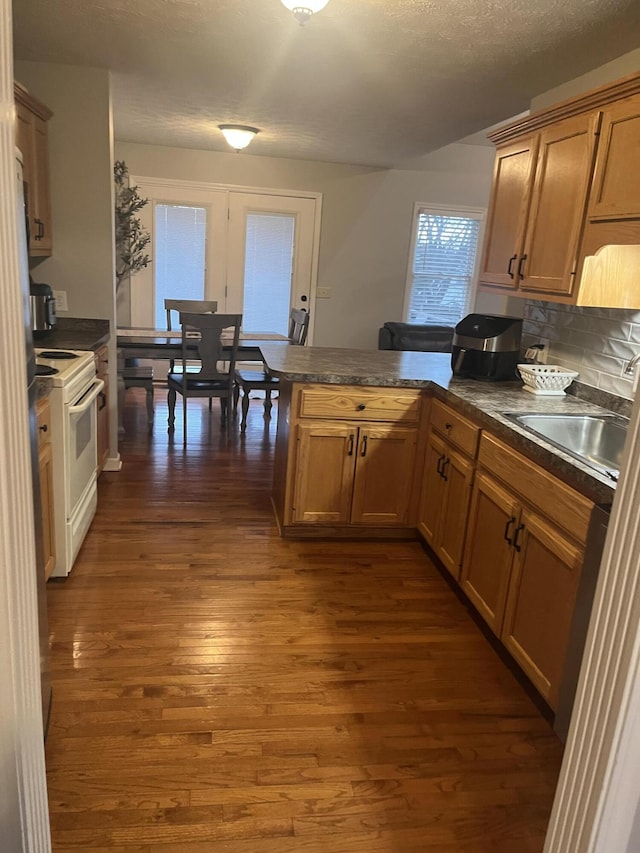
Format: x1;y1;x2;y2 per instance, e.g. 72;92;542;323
261;344;618;505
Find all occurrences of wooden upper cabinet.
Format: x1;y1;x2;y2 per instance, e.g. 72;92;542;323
519;112;600;297
588;93;640;221
14;84;53;257
479;71;640;307
478;136;538;290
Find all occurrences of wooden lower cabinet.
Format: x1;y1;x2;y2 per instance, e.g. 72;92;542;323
461;458;590;710
292;421;418;526
36;397;55;580
95;345;110;473
502;508;584;709
418;430;475;581
460;471;518;634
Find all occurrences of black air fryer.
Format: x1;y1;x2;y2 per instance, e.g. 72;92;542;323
451;314;523;380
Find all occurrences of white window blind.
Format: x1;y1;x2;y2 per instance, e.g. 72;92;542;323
243;212;295;335
154;204;206;329
406;209;482;326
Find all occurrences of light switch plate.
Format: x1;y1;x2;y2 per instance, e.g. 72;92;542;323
53;290;68;311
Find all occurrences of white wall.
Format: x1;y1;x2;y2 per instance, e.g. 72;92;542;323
14;61;119;461
116;139;495;349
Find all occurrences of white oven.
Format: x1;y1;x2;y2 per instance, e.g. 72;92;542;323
36;349;104;577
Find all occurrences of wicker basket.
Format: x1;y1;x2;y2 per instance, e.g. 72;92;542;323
517;364;579;396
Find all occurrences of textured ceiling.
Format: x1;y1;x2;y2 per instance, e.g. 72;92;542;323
12;0;640;168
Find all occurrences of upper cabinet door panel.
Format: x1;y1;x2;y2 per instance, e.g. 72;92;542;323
588;94;640;221
520;112;600;296
478;137;538;289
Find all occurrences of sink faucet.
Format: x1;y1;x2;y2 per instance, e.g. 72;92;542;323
624;353;640;375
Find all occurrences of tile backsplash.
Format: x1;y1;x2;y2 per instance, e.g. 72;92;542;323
521;301;640;401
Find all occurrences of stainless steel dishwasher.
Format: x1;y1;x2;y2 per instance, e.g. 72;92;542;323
554;503;611;742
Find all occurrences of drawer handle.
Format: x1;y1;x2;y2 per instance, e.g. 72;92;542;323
357;403;366;411
34;218;44;240
444;422;452;430
98;391;107;411
507;254;517;279
347;433;355;456
513;523;525;552
504;516;515;544
360;435;368;457
39;423;48;433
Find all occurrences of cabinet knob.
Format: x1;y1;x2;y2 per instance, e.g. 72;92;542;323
357;403;366;411
39;423;48;433
445;422;452;430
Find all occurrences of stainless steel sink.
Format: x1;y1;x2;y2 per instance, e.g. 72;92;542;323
502;412;628;481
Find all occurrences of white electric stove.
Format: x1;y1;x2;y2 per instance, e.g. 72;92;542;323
35;348;104;577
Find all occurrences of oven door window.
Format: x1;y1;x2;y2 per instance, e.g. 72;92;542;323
66;389;98;514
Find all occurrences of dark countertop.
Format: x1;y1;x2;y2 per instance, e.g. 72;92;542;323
34;317;110;352
260;344;620;505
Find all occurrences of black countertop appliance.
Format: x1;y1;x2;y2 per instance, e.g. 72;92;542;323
451;314;523;380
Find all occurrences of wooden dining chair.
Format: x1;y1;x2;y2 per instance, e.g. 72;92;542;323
167;312;242;446
164;298;219;374
234;308;309;432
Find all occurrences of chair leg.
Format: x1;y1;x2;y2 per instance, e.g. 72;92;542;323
168;388;176;430
183;393;188;447
233;383;240;418
220;397;227;425
240;387;251;432
264;389;272;419
146;385;154;429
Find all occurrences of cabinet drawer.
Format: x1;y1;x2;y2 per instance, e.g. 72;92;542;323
298;386;421;423
478;432;593;543
95;346;109;379
35;397;51;449
430;399;479;457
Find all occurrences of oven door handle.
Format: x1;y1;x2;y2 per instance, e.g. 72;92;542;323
69;378;105;415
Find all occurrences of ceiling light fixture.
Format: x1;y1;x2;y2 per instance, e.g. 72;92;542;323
218;125;260;152
280;0;329;25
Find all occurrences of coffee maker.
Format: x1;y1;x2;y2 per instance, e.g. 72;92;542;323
29;281;56;334
451;314;523;380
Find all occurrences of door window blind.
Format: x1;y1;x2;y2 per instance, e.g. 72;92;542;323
243;212;295;335
407;211;482;326
154;204;206;329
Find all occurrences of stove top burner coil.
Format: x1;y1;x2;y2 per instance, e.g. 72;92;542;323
39;350;79;360
35;364;58;376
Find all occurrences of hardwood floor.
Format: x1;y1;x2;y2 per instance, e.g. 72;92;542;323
45;388;563;851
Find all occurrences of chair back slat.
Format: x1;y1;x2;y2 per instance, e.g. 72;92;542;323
288;309;309;345
165;299;218;331
179;312;241;381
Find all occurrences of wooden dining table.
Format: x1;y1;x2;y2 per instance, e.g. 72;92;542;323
115;328;289;430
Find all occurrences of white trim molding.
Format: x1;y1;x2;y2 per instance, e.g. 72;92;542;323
0;0;51;849
545;387;640;853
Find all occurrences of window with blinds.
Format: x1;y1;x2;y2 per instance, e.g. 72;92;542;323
154;204;207;329
405;207;484;326
242;212;295;335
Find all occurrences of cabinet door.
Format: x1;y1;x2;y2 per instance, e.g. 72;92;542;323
31;115;53;254
292;422;356;523
38;442;56;580
501;508;584;709
460;471;520;636
520;112;600;296
351;426;417;525
417;431;447;548
588;94;640;221
478;136;538;289
438;447;474;581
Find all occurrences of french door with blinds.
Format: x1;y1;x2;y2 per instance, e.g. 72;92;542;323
129;179;320;337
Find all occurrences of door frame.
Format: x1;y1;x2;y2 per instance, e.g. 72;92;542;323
128;176;322;343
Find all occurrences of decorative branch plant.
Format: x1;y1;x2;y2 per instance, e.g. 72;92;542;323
114;160;151;290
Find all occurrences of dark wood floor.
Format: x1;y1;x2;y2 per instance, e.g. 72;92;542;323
44;388;563;852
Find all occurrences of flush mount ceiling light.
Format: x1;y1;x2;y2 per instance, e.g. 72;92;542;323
280;0;329;25
218;125;260;152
